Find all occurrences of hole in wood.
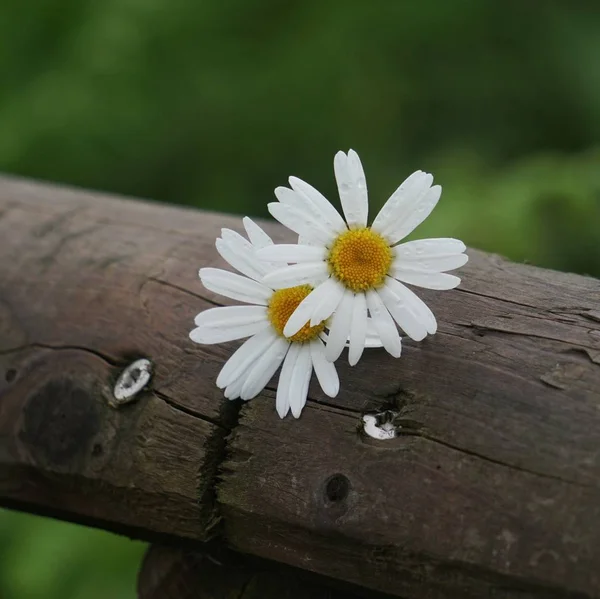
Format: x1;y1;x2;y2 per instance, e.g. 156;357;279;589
5;368;17;383
92;443;103;457
362;410;399;439
124;368;140;388
113;358;153;405
325;474;350;502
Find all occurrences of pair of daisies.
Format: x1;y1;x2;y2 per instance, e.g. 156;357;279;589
190;150;468;418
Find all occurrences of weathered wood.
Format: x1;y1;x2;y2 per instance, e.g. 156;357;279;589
0;176;235;540
1;176;600;598
137;543;388;598
219;257;600;598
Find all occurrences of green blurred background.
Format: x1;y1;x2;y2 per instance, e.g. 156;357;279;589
1;0;600;597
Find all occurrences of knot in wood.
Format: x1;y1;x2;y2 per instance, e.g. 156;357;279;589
21;379;99;469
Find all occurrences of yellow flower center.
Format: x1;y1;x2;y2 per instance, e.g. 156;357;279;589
327;228;392;292
268;285;326;343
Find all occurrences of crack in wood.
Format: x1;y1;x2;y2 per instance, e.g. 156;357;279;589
457;321;600;353
565;346;600;365
549;307;600;324
411;431;598;491
456;286;540;311
146;277;223;308
270;379;597;490
263;384;366;417
154;390;227;430
3;328;597;518
0;342;122;365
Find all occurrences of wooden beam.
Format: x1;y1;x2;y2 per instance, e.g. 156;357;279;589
137;543;389;598
0;176;237;541
1;176;599;598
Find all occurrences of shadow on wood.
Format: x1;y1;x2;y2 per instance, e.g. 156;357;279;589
138;543;393;599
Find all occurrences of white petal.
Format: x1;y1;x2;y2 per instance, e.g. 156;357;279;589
334;150;368;228
298;234;320;246
240;337;289;400
224;328;279;397
310;278;345;325
288;177;347;234
216;328;278;388
223;341;270;399
394;238;466;260
371;171;429;233
275;185;339;240
276;343;301;418
263;262;329;290
190;306;269;344
392;270;461;290
256;244;326;263
221;228;259;250
348;292;368;366
383;184;442;244
310;339;339;397
268;202;334;246
309;268;332;287
365;319;385;348
216;232;266;281
224;374;245;400
200;268;272;305
242;218;280;273
289;344;313;418
243;217;273;248
193;305;266;327
325;289;354;362
377;282;428;341
281;279;332;337
385;277;437;335
365;290;402;357
220;228;256;248
393;253;468;274
274;185;299;206
343;319;384;348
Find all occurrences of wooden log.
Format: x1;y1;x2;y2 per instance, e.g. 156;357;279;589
1;176;599;598
137;543;387;598
0;176;236;540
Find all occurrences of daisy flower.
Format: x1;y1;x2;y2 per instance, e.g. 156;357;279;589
189;218;343;419
256;149;468;365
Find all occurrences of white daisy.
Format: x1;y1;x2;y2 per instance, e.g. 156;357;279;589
189;217;343;419
256;149;468;365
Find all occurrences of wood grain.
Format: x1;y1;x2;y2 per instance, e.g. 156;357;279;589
0;176;237;539
0;346;221;540
1;176;599;598
220;253;600;598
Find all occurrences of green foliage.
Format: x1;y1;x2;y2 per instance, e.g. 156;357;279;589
1;1;599;598
0;510;145;599
0;1;598;280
